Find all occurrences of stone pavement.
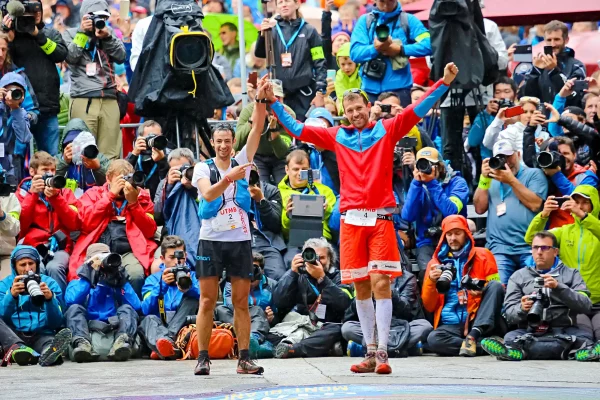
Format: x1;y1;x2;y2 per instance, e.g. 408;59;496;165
2;356;600;400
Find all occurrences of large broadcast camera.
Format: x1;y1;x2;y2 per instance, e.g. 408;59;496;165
0;0;41;34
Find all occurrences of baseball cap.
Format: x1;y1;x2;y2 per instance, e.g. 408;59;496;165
493;139;517;157
86;243;110;260
308;107;334;127
572;192;591;200
416;147;440;163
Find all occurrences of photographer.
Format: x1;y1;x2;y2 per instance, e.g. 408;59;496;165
216;251;276;359
126;120;170;200
16;151;81;292
139;236;199;360
422;215;504;357
0;245;71;367
349;0;431;106
55;118;110;197
65;243;141;362
482;231;593;361
69;160;157;297
0;170;20;280
4;0;67;156
474;138;548;283
401;147;469;280
0;72;33;182
537;137;598;229
272;238;353;359
62;0;126;160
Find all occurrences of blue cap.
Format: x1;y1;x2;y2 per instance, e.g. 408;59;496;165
308;107;334;127
0;72;26;90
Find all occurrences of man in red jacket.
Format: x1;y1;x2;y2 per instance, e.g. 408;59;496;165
17;151;81;292
69;160;157;297
265;62;459;374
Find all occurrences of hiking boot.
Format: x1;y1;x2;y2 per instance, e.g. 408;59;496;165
194;355;211;375
274;342;294;359
350;351;376;373
108;334;132;362
481;337;524;361
375;350;392;374
72;339;99;363
39;328;72;367
156;338;182;360
3;344;39;366
237;358;264;375
459;335;477;357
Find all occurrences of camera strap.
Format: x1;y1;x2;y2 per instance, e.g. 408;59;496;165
275;19;305;53
137;156;157;185
157;280;167;325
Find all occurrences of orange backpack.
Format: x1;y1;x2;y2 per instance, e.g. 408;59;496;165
176;323;237;360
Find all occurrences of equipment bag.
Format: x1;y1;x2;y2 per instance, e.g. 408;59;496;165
176;323;236;360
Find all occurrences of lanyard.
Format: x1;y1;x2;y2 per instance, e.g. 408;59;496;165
308;280;320;297
137;156;158;185
112;200;128;216
499;167;523;202
275;19;305;52
90;47;97;62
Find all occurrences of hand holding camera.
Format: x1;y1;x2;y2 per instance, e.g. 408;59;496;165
167;166;183;185
10;274;26;297
428;266;443;282
248;185;264;202
541;273;558;289
541;196;562;218
560;197;586;219
80;14;94;33
123;181;140;205
488;162;515;184
28;175;46;194
413;159;437;183
559;78;577;98
520;294;535;312
110;174;127;196
132;137;148;156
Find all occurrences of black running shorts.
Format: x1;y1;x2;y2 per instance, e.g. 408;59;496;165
196;240;253;279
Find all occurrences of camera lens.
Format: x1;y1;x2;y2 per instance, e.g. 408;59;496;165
10;88;23;101
489;155;506;170
175;268;192;291
44;174;66;189
132;171;146;187
103;253;122;270
436;266;456;294
147;135;168;151
536;151;557;169
302;247;318;264
174;36;209;70
416;158;432;174
94;18;106;30
375;25;390;41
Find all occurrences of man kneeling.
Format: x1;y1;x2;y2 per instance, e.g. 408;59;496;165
482;231;593;361
423;215;505;356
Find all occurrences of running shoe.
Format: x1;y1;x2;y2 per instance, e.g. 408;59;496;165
481;337;524;361
194;355;211;375
350;351;376;373
375;350;392;374
237;358;264;375
39;328;72;366
459;335;477;357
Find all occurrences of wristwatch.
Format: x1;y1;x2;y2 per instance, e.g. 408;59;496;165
317;275;325;284
255;96;269;103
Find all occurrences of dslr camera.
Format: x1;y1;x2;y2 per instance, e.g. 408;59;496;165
252;263;263;282
488;155;506;171
1;0;41;34
86;11;109;30
20;270;45;307
436;264;457;294
145;134;168;151
537;150;564;170
527;276;550;328
424;226;442;241
41;173;66;189
460;275;486;291
299;247;318;274
416;158;436;175
170;250;192;291
0;170;16;197
123;171;146;189
82;144;99;159
178;164;194;182
363;57;387;81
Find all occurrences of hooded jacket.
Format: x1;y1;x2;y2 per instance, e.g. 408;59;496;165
350;3;431;94
401;167;469;248
16;178;81;252
334;42;361;108
0;245;63;334
55;118;110;194
141;263;199;317
68;183;157;281
422;215;500;329
278;175;337;242
249;181;286;252
525;185;600;304
505;258;591;328
10;24;68;115
0;194;20;256
65;259;141;322
547;165;598;229
62;0;126;99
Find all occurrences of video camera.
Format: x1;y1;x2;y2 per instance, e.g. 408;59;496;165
170;250;192;290
41;173;66;189
123;171;146;189
0;170;16;197
436;264;457;294
1;0;41;34
20;270;44;307
393;137;418;171
527;276;550;328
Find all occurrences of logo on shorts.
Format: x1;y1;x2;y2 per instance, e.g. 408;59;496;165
196;255;211;261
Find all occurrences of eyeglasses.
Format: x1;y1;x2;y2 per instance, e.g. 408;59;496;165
532;245;556;253
342;88;369;103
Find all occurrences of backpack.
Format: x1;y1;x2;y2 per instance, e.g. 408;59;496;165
175;323;237;360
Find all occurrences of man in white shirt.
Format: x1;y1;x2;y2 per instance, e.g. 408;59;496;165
191;78;267;376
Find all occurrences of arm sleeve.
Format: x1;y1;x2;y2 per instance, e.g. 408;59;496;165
524;212;552;245
65;278;91;307
128;201;157;239
18;193;39;236
47;190;81;233
548;94;567;137
255;34;266;58
321;11;333;68
482;116;504;150
185;272;200;300
319;276;352;314
0;281;18;320
392;275;417;320
579;213;600;243
468;112;492;147
257;186;283;234
400;179;423;223
557;116;600;144
403;15;431;57
349;15;378;63
522;125;538;168
0;195;20;237
234;104;253;151
122;283;142;312
130;20;146;71
425;177;469;216
553;273;592;314
37;28;68;63
63;29;89;64
79;190;113;234
10;108;32;146
420;263;440;313
486;20;508;70
272;269;299;312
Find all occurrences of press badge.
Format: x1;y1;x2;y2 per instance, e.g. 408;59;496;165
212;206;243;232
315;304;327;320
457;289;467;306
496;202;507;217
281;52;292;67
345;209;377;226
86;63;97;76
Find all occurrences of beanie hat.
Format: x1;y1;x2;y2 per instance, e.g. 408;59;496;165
86;243;110;260
10;245;41;269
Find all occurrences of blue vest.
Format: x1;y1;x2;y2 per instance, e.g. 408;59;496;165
198;158;251;219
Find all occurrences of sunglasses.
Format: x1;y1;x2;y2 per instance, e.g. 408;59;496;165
532;245;556;253
342;88;369;103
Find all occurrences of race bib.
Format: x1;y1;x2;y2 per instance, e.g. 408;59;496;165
345;209;377;226
211;206;243;232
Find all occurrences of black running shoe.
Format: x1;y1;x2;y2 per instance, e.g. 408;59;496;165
39;328;72;367
237;358;264;375
194;355;211;375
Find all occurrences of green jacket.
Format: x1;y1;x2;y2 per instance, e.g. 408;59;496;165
525;184;600;304
334;42;361;114
278;175;337;242
234;102;293;159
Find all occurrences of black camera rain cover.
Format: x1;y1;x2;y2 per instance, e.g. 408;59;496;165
128;0;234;119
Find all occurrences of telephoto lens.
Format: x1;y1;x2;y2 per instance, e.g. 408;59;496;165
42;173;66;189
146;134;168;151
416;158;433;175
22;271;45;307
375;25;390;41
301;247;318;265
536;151;562;169
173;266;192;291
102;253;122;272
124;171;146;188
436;264;456;294
179;165;194;181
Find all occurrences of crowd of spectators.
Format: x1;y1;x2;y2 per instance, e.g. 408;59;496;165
1;0;600;368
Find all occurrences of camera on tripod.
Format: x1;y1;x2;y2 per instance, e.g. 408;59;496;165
1;0;41;33
436;264;457;294
527;276;550;328
171;250;192;291
20;270;45;307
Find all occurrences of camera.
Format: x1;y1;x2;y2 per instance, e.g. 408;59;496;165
527;276;550;328
380;104;392;114
436;264;457;294
0;170;16;197
100;253;122;273
8;88;23;101
145;134;168;151
87;12;107;30
416;158;434;175
252;263;263;282
249;169;260;186
2;0;41;33
123;171;146;189
171;249;192;290
41;173;66;189
299;247;318;273
537;150;564;170
82;144;99;159
460;275;486;291
20;270;44;307
178;164;194;181
363;57;387;81
496;99;514;109
488;155;507;171
424;226;442;241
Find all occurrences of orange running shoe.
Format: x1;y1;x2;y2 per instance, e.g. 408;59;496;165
350;351;376;373
375;350;392;374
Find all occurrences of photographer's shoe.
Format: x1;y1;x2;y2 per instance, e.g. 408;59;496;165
575;348;599;362
481;337;524;361
593;340;600;357
156;338;182;360
237;358;264;375
274;342;294;359
194;355;211;375
375;350;392;374
2;344;39;366
73;339;99;363
39;328;72;367
108;334;132;362
459;335;477;357
350;351;376;373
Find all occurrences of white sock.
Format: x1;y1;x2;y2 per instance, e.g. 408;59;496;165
375;299;393;353
356;299;376;353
